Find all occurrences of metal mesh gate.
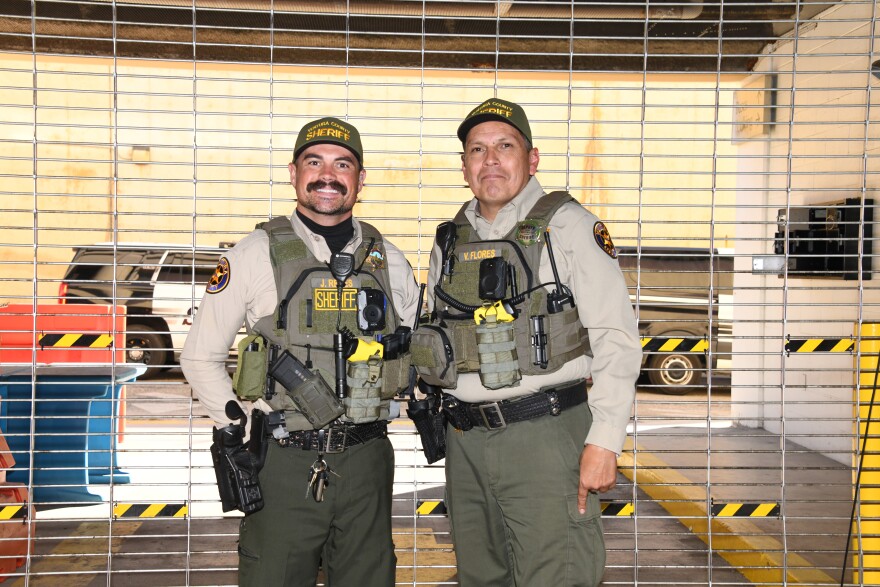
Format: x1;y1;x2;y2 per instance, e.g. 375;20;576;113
0;0;879;585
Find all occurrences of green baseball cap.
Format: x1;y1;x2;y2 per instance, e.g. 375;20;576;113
293;117;363;164
457;98;532;146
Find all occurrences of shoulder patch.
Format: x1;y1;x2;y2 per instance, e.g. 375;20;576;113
206;257;231;294
593;222;617;258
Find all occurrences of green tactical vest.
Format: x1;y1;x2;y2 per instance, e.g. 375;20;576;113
435;191;591;379
251;216;410;427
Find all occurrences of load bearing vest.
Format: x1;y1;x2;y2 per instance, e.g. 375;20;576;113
249;217;410;427
433;191;591;382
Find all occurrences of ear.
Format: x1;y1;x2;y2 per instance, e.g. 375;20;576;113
357;168;366;192
288;162;296;185
528;147;540;175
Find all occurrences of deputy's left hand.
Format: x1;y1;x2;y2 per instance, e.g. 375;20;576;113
577;444;618;513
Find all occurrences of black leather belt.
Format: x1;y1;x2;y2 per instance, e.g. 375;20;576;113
273;420;388;453
453;379;587;430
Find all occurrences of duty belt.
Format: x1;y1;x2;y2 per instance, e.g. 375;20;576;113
274;420;388;453
448;379;587;430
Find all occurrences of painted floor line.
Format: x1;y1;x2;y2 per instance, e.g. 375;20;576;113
618;441;836;585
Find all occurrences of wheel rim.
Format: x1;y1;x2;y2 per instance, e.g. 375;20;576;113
127;338;151;364
657;355;695;387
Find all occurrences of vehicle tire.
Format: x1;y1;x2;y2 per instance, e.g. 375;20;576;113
126;324;169;380
646;352;702;394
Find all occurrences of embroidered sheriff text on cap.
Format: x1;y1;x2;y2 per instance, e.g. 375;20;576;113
294;117;363;164
457;98;533;146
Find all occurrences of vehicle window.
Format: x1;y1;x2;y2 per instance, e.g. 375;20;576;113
155;252;222;283
64;250;144;282
617;248;732;295
129;251;165;282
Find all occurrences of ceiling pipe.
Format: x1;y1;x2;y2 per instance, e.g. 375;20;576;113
92;0;704;20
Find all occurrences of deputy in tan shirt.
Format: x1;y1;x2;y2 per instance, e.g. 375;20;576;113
425;98;642;587
182;117;419;587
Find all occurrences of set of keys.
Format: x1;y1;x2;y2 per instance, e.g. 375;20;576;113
306;454;340;503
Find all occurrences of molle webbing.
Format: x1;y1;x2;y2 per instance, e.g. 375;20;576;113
440;191;591;376
252;217;406;425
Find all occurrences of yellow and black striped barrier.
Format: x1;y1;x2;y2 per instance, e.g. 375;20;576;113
601;501;634;516
416;499;636;517
38;333;114;349
0;505;27;520
785;337;854;354
416;500;447;516
114;503;188;519
711;502;780;518
641;337;708;353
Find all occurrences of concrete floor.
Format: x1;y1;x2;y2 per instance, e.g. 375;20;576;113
0;375;864;586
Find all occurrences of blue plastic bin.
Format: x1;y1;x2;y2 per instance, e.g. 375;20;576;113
0;365;141;505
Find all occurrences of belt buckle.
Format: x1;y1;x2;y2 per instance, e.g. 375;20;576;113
478;402;507;429
323;426;348;454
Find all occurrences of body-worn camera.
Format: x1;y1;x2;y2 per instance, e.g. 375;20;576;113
479;257;509;301
358;287;386;332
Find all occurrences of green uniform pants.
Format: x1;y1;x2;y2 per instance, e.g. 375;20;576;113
445;401;606;587
238;436;396;587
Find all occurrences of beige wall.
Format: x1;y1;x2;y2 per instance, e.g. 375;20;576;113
1;52;742;303
730;0;880;462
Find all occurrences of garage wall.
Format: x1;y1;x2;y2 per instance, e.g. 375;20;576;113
732;0;880;463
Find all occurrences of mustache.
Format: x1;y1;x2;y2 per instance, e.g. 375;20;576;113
306;180;348;196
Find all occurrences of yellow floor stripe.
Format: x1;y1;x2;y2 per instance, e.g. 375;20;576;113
619;441;835;585
92;334;114;347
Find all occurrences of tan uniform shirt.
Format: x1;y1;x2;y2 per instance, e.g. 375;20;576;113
182;213;421;428
427;177;642;454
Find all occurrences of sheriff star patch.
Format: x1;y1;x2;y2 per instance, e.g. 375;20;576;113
593;222;617;258
515;220;545;247
206;257;230;294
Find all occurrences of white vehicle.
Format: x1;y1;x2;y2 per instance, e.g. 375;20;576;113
59;243;239;379
617;247;734;394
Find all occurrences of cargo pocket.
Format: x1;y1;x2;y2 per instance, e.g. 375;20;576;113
566;492;606;587
237;517;261;580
